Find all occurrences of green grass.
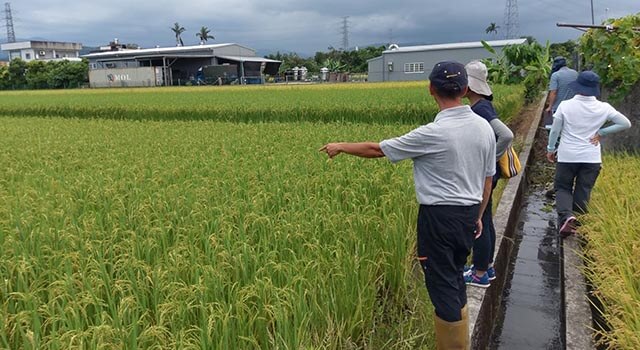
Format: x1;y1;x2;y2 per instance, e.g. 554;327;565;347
581;154;640;350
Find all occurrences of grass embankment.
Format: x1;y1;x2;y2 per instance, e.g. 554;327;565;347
581;154;640;350
0;82;525;349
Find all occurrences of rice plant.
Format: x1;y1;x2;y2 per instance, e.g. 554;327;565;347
0;82;525;349
0;82;523;125
581;154;640;350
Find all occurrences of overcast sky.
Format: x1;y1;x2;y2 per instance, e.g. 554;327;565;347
8;0;639;55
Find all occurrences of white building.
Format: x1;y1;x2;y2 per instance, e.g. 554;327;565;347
0;41;83;62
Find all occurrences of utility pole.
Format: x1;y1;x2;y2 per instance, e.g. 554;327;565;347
340;16;350;51
590;0;595;25
3;2;16;43
503;0;520;39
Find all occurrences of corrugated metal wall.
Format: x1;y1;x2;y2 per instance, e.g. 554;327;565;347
369;46;510;82
89;67;159;88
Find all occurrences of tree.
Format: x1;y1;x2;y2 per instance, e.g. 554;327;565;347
550;40;578;65
485;22;500;36
171;22;186;46
46;59;88;89
26;60;49;89
7;58;27;89
323;59;346;73
0;65;9;89
196;26;215;44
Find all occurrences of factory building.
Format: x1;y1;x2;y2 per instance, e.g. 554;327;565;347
83;43;281;88
367;39;527;82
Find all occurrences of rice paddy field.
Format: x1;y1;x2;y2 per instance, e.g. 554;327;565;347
581;154;640;350
0;82;524;349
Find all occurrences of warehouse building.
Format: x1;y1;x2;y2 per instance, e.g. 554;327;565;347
0;40;83;62
83;43;281;88
367;38;527;82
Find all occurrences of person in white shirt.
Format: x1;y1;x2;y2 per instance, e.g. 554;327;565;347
546;71;631;237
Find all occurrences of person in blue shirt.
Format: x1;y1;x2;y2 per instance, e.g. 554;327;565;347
463;61;514;288
544;57;578;128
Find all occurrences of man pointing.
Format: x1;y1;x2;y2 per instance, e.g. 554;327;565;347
320;61;496;349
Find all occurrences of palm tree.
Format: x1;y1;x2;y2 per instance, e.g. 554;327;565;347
196;26;215;44
171;22;186;46
485;22;500;36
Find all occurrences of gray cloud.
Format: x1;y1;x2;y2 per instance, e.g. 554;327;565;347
8;0;639;54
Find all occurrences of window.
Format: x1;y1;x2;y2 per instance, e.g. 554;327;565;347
25;53;31;60
404;62;424;74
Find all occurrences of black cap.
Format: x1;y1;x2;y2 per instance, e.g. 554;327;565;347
552;56;567;73
429;61;468;93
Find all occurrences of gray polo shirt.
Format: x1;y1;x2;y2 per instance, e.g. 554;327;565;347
549;67;578;112
380;105;496;206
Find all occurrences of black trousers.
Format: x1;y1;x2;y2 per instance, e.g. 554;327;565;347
417;204;479;322
473;176;499;271
554;162;601;226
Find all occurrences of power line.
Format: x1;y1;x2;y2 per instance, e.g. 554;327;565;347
3;2;15;43
504;0;520;39
340;16;349;51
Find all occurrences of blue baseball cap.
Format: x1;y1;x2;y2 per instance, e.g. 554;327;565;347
569;70;600;97
429;61;468;93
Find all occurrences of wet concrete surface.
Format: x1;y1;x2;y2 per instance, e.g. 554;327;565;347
490;188;564;350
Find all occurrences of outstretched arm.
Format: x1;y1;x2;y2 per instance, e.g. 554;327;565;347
319;142;385;159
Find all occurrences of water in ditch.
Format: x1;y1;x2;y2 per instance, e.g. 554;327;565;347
490;187;564;349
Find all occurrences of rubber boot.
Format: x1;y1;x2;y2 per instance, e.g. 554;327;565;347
434;305;470;350
461;305;469;350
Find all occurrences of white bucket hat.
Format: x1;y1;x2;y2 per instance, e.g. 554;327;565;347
465;60;493;96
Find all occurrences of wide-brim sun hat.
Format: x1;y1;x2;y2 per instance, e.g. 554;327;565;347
465;60;493;96
569;70;600;97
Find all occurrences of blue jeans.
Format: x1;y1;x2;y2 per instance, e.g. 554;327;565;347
554;162;601;226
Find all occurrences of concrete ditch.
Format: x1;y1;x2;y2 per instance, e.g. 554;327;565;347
466;92;595;349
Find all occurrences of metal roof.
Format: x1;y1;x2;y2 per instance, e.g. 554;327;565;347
382;39;527;54
216;55;281;63
82;43;252;59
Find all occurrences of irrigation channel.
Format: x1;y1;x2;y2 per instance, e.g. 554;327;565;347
489;171;563;348
468;95;593;350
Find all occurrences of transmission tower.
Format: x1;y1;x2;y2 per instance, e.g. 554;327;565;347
503;0;520;39
340;16;350;51
3;2;15;43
